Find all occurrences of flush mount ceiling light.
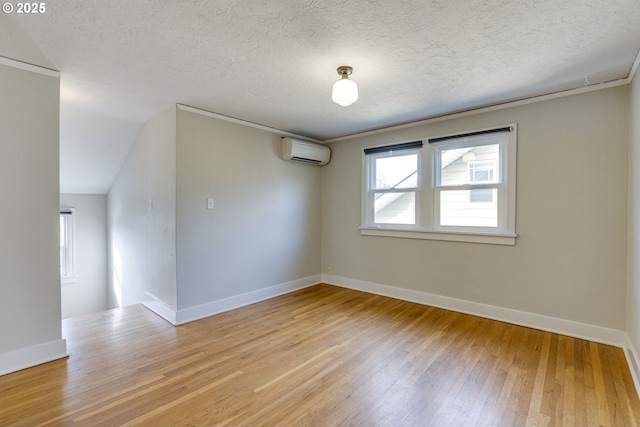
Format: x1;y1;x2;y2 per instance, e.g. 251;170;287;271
332;66;358;107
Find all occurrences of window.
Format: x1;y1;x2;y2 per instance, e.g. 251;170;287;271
60;208;76;284
361;125;517;245
435;138;503;230
363;141;422;227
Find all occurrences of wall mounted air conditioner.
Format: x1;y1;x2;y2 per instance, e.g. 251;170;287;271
281;137;331;166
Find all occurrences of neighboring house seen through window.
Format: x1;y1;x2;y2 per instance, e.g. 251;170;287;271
362;125;517;245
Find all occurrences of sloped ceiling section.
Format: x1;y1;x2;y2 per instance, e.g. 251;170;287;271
1;0;639;193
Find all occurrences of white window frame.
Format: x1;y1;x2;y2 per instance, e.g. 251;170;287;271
60;208;77;284
363;147;421;229
360;124;517;245
433;134;507;234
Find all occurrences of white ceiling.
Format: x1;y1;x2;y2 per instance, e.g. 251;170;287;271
1;0;639;194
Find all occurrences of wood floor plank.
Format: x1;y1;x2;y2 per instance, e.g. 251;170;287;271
573;337;589;426
562;337;576;427
526;332;552;427
590;341;612;425
0;284;638;427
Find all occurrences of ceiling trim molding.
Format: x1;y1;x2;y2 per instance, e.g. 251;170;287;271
0;56;59;78
176;104;322;144
323;78;630;143
628;48;640;83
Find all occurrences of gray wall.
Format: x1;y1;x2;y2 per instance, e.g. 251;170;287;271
175;109;321;309
107;107;322;313
628;77;640;357
322;86;629;330
60;194;108;318
0;63;66;368
108;106;177;309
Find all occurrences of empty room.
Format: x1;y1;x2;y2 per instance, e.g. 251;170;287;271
2;1;640;426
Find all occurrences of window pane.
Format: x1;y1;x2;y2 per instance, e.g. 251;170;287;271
60;213;73;278
469;188;494;203
440;144;499;186
374;192;415;224
60;215;67;275
60;216;66;246
60;248;66;275
374;154;418;190
440;189;497;227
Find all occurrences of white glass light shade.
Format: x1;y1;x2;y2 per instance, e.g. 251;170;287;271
332;77;358;106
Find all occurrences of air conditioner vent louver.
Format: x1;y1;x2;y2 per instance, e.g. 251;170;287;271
292;156;322;164
281;138;331;166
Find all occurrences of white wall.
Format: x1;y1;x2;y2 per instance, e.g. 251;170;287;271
627;74;640;374
322;86;629;331
60;194;108;318
175;109;321;310
0;63;67;375
108;106;177;310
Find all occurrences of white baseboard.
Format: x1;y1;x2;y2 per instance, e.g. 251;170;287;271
142;275;321;325
0;339;68;377
322;274;626;347
625;335;640;398
143;272;626;347
142;293;178;325
143;274;635;392
176;275;320;325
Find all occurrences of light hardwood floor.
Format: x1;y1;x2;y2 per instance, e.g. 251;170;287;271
1;284;639;426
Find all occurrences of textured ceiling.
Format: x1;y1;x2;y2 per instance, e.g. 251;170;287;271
1;0;639;193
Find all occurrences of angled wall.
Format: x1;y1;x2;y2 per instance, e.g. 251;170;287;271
108;106;177;311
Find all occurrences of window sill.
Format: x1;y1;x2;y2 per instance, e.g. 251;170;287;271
360;227;517;245
61;276;77;285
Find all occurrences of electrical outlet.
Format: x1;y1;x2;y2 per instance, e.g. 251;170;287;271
327;266;333;274
207;198;214;210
